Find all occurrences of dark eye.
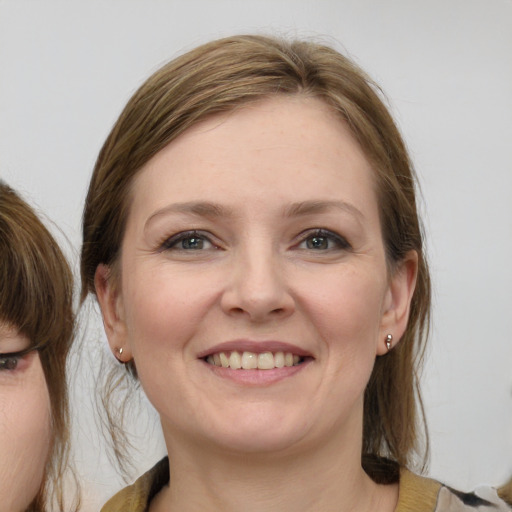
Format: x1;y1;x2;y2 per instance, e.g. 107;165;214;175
299;229;351;251
0;355;20;371
162;231;215;251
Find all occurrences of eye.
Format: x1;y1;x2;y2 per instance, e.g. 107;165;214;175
0;354;21;371
298;229;351;251
161;230;216;251
0;347;37;372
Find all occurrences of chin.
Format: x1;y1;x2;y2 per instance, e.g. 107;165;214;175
214;433;305;456
203;413;312;455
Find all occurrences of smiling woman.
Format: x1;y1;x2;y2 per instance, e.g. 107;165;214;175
80;35;511;512
0;181;77;512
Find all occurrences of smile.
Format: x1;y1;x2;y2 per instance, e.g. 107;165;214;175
206;350;303;370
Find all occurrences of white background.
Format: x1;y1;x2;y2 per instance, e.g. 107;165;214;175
1;1;511;510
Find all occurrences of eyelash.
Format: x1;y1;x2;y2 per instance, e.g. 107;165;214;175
297;229;352;251
160;228;350;253
0;347;36;372
160;230;216;251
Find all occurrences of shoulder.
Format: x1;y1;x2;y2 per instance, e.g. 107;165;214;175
100;457;170;512
498;478;512;506
397;469;512;512
396;469;441;512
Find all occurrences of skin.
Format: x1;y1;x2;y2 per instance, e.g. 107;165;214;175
97;96;417;512
0;323;51;512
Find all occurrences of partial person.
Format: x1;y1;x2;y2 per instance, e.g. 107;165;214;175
499;479;512;506
0;181;77;512
80;35;511;512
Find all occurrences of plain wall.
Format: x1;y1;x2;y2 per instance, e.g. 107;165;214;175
1;1;511;510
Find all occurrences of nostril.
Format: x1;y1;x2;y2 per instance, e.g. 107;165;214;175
221;282;295;321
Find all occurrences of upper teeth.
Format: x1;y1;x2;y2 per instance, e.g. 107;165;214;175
206;351;301;370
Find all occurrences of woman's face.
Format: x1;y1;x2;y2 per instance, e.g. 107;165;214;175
97;96;415;456
0;323;51;512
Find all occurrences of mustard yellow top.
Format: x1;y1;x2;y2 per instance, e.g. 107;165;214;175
499;479;512;506
101;458;511;512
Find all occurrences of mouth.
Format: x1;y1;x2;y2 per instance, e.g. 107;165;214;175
205;350;305;370
198;341;313;374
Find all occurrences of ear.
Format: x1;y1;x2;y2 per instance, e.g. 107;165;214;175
94;264;133;362
376;250;418;356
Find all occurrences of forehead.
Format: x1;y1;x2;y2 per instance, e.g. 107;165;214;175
118;97;387;254
0;322;31;348
132;96;376;200
0;323;19;339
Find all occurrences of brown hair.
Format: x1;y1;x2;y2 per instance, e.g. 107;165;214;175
0;182;76;511
81;34;431;480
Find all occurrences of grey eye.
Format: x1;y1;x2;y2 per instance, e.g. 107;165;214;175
162;231;215;251
181;236;206;250
306;236;330;250
299;229;350;251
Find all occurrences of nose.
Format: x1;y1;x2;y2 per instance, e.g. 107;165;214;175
220;245;295;322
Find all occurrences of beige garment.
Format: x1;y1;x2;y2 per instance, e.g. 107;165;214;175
100;458;510;512
498;478;512;506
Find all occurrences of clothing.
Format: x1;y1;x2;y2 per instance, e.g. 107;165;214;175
100;457;512;512
101;457;169;512
498;479;512;506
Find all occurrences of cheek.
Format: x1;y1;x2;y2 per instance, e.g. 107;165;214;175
123;265;215;354
301;270;387;425
303;267;387;346
0;362;51;510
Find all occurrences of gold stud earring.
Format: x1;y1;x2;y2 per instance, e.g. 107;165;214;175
115;347;124;363
385;334;393;351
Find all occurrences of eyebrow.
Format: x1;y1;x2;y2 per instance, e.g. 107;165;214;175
145;199;364;230
284;200;365;220
145;202;235;230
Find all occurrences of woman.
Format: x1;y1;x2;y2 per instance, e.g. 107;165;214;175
0;181;77;511
81;35;511;511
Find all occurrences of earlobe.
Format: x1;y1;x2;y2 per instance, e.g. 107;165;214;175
376;251;418;356
94;264;132;362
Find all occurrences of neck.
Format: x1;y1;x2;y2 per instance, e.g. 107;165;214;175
150;422;398;512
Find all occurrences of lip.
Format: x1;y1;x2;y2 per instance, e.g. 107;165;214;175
197;340;314;386
196;340;313;359
202;361;311;386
